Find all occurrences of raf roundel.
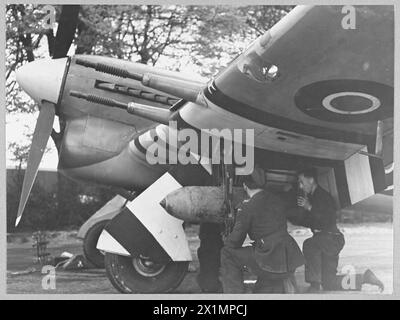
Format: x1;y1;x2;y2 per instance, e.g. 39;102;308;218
294;80;393;123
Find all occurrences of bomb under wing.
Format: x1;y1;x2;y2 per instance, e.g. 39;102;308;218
160;186;247;224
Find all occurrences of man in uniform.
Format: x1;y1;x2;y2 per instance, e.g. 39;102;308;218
171;162;224;293
288;167;384;292
197;222;224;292
220;168;304;293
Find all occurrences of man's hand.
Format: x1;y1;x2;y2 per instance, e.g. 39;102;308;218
297;196;312;211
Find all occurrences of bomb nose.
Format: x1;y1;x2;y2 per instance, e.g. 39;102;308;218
16;57;68;104
159;198;167;209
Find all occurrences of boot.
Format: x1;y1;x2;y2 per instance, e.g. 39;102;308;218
362;269;384;292
196;274;223;293
283;274;298;294
306;282;321;293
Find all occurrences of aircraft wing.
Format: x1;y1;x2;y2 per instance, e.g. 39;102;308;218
202;5;393;136
176;5;394;208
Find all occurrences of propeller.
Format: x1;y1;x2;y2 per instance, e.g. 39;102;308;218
52;5;80;59
15;5;80;226
15;102;56;226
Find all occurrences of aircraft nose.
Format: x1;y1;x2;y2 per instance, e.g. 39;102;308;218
16;57;68;104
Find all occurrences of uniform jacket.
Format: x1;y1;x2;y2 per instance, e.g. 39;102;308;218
286;186;340;233
225;189;304;273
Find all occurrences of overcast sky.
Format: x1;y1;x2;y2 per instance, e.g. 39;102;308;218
6;112;59;169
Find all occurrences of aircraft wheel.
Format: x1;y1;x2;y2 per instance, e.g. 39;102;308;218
83;220;109;268
104;253;189;293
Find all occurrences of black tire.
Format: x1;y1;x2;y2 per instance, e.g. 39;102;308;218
104;252;189;293
83;220;110;269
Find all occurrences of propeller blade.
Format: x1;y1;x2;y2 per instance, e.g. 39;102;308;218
52;5;80;59
15;102;56;226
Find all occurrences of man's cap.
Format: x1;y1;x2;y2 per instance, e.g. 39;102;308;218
251;167;266;188
243;167;266;189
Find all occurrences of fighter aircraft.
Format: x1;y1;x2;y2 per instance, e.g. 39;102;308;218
13;5;394;293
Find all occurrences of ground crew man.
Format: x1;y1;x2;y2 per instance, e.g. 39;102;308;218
197;222;224;292
170;162;224;292
288;167;384;292
220;168;304;293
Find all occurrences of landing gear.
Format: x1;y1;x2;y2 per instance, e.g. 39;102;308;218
83;220;109;268
104;253;189;293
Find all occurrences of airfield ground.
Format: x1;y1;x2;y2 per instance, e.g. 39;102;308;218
7;223;393;295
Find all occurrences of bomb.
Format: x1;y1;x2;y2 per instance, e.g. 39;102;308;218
160;186;247;224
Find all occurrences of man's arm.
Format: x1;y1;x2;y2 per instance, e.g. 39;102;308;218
286;206;313;228
225;202;252;248
282;190;313;228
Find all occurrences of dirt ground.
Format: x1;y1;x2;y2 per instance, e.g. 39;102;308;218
7;223;393;295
